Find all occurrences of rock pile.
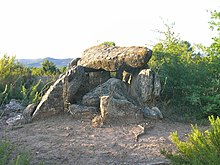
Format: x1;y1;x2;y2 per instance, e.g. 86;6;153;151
30;44;162;125
0;99;25;126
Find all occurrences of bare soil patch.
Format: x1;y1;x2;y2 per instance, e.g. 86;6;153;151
0;114;197;165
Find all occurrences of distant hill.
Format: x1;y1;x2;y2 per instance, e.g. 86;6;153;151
17;57;73;68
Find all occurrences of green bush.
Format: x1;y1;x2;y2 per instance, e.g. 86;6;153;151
0;55;31;105
101;41;116;47
41;59;60;75
0;55;53;106
0;140;31;165
161;116;220;164
21;79;46;105
149;22;220;118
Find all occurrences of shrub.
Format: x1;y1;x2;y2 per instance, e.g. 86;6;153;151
161;115;220;164
21;79;46;105
150;23;220;119
0;55;31;105
0;140;31;165
101;41;116;47
41;59;59;75
0;55;54;106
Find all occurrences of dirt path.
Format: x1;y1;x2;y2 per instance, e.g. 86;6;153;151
0;114;194;165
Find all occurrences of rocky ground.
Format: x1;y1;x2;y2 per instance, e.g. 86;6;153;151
0;113;198;165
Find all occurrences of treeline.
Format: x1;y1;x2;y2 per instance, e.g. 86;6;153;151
0;56;66;106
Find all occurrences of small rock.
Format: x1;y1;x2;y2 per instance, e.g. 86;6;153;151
68;104;98;119
5;99;24;111
141;107;163;119
64;126;71;131
151;107;163;119
8;112;17;117
91;115;104;128
4;99;24;116
100;95;144;125
6;113;25;126
23;103;36;123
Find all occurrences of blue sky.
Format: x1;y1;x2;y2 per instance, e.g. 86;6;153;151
0;0;219;59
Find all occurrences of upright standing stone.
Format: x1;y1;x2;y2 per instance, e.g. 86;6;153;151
32;74;65;119
23;103;36;123
129;69;161;106
66;66;85;104
99;95;144;125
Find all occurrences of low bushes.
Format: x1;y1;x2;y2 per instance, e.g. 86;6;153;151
0;140;31;165
161;116;220;164
0;55;58;106
150;22;220;119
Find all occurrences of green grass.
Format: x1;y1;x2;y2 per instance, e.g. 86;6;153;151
0;139;31;165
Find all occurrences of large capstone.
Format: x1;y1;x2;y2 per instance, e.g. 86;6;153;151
78;44;152;72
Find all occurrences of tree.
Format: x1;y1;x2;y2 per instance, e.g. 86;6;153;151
150;21;220;118
201;9;220;117
0;55;39;104
59;66;67;73
41;59;58;75
149;23;196;105
207;10;220;57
